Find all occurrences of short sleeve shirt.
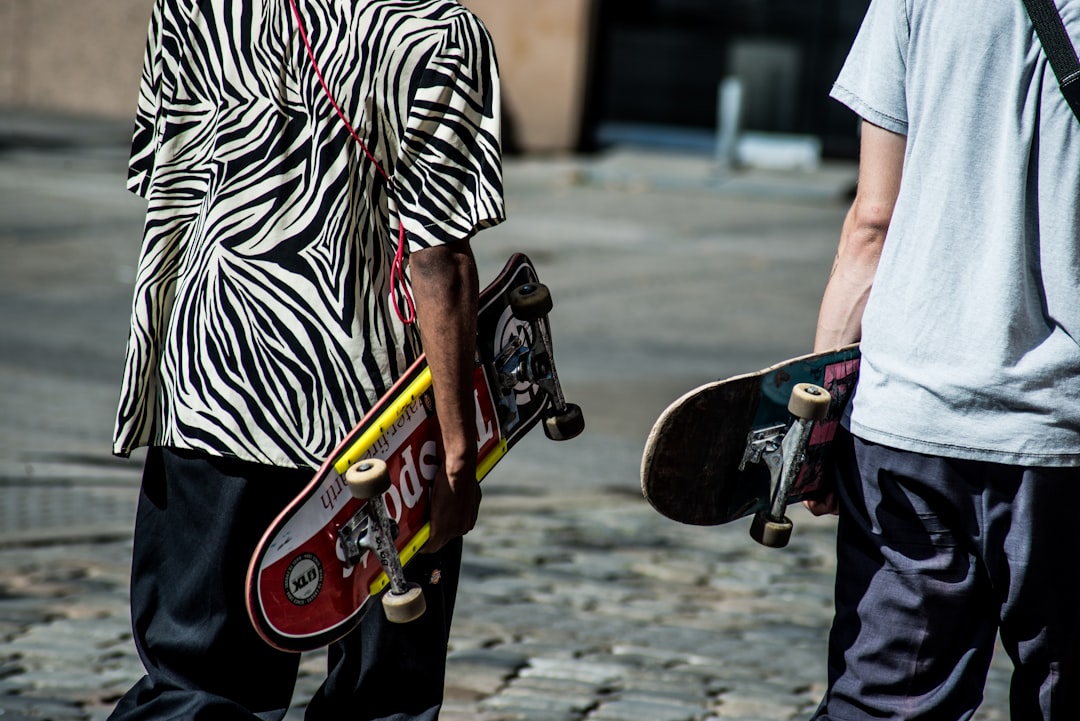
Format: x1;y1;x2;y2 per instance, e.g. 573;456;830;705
114;0;505;468
832;0;1080;465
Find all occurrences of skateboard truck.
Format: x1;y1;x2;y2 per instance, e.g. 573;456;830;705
337;497;399;568
742;383;831;548
500;282;585;442
339;459;427;623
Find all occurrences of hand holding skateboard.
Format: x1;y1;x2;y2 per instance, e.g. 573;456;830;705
641;345;859;547
246;254;584;651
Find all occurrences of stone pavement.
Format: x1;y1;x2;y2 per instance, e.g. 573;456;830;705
0;111;1011;720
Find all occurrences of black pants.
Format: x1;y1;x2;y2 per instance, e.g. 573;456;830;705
109;447;463;721
814;434;1080;720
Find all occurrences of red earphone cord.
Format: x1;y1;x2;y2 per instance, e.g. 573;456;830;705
288;0;416;325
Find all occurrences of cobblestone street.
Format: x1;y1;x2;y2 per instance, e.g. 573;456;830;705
0;113;1011;720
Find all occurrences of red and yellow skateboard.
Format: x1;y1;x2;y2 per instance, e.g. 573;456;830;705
246;253;583;652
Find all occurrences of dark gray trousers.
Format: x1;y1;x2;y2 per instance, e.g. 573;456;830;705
109;447;462;721
813;433;1080;720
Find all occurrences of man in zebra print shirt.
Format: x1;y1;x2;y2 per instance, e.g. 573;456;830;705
109;2;504;719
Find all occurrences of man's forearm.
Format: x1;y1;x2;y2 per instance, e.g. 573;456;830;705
814;209;885;351
814;121;905;352
409;241;480;465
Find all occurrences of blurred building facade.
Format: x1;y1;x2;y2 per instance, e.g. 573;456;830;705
586;0;869;157
0;0;868;156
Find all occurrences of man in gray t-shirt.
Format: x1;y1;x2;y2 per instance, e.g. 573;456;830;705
810;0;1080;718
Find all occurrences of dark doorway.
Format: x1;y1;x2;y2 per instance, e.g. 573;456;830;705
579;0;868;157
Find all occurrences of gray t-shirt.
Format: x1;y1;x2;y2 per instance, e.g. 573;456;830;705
832;0;1080;465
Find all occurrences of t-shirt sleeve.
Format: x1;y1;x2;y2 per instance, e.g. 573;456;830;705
393;14;505;251
831;0;911;135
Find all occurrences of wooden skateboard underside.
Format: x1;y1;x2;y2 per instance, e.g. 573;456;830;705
641;345;860;527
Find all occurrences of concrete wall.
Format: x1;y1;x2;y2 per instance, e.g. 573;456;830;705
463;0;593;152
0;0;150;119
0;0;592;153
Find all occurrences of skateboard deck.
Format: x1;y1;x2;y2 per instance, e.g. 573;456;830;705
246;253;583;652
641;345;860;545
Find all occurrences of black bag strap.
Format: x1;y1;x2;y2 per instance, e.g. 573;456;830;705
1022;0;1080;121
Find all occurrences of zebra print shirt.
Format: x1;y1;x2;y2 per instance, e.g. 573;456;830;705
114;0;504;469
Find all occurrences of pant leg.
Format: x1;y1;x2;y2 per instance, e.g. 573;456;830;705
304;538;464;721
984;465;1080;719
109;447;309;721
813;434;999;721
